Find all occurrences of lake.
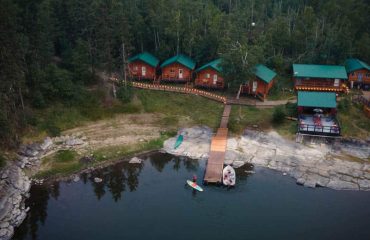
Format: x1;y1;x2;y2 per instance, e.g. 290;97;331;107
13;152;370;240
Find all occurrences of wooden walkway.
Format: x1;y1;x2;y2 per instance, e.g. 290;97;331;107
204;105;231;183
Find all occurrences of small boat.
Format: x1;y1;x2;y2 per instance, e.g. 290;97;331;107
223;165;236;186
174;134;184;149
186;180;203;192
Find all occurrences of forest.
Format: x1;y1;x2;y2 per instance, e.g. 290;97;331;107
1;0;370;148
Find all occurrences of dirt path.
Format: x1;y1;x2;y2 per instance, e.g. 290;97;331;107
63;113;164;149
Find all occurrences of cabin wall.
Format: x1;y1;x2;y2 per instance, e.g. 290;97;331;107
294;77;345;91
128;61;156;80
161;63;192;82
248;77;274;100
348;69;370;84
194;68;224;88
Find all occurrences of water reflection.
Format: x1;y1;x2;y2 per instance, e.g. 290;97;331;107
14;152;222;240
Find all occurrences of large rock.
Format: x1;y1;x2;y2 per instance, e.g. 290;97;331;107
40;137;53;150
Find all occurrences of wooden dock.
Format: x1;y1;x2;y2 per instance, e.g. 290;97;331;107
204;105;231;184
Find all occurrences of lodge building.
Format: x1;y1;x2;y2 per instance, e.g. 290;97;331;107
293;64;348;93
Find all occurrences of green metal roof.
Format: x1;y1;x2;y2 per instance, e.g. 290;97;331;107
297;91;337;108
344;58;370;73
160;54;196;70
254;64;277;83
195;59;222;73
293;64;348;79
128;52;159;67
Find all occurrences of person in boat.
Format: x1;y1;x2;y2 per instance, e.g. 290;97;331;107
192;174;197;183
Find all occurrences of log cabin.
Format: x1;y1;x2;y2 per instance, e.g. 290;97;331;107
128;52;159;81
297;91;340;136
194;59;224;89
345;58;370;90
293;64;348;93
160;54;195;82
241;64;277;101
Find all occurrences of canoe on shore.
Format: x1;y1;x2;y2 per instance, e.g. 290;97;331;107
174;134;184;149
223;165;236;186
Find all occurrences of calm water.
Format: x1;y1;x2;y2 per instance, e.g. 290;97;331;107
13;152;370;240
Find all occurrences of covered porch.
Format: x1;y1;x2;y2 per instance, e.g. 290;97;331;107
297;91;340;136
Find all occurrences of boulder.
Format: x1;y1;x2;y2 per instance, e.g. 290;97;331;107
129;157;142;164
40;137;53;150
66;138;84;146
94;177;103;183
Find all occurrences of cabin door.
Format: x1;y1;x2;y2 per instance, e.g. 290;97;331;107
179;69;183;79
142;66;146;76
334;79;339;87
213;74;218;84
358;73;363;82
252;81;258;92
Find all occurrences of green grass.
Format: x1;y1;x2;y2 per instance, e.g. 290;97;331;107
55;150;77;163
228;105;297;138
136;89;224;129
34;131;176;179
337;98;370;139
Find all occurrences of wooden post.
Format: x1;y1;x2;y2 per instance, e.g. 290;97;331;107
122;42;127;86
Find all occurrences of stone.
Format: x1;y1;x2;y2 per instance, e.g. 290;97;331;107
0;221;9;228
232;160;245;168
326;179;359;190
94;177;103;183
73;175;80;182
66;138;84;146
40;137;53;150
358;179;370;190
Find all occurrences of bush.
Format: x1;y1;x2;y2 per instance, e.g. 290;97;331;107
44;120;61;137
285;102;297;117
338;98;351;111
272;106;286;124
117;84;133;103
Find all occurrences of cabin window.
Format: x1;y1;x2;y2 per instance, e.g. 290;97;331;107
213;74;218;84
334;79;340;87
351;72;355;76
206;73;210;78
142;66;146;76
170;69;175;73
366;73;370;77
134;66;138;71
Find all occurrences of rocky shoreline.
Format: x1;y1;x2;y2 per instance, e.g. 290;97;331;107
1;126;369;239
163;126;370;190
0;135;87;240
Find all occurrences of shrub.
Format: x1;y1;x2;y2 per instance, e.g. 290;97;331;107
338;98;351;112
117;84;133;103
285;102;297;117
272;106;286;124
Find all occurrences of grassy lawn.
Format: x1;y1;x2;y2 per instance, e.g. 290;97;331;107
35;131;176;179
136;89;224;129
337;97;370;139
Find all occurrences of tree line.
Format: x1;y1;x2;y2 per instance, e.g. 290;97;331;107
1;0;369;147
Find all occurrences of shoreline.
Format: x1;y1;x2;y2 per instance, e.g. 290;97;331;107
0;126;369;240
163;126;370;191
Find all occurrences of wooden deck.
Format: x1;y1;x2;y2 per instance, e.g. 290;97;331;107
204;105;231;183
